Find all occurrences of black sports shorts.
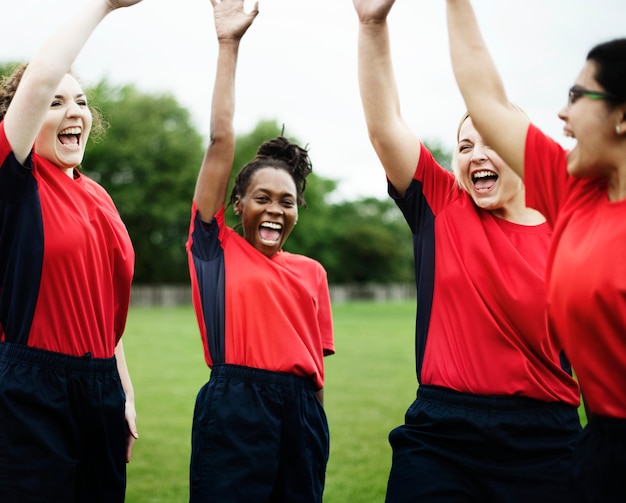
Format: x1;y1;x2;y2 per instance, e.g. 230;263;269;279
385;384;582;503
190;364;329;503
0;342;127;503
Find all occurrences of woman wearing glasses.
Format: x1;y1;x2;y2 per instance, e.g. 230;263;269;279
446;0;626;501
352;1;582;502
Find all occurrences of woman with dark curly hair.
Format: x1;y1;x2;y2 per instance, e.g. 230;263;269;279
0;0;141;502
185;1;334;502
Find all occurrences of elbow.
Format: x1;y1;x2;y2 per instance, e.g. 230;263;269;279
209;127;235;148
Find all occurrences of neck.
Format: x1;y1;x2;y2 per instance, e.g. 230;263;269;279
607;165;626;202
492;204;546;225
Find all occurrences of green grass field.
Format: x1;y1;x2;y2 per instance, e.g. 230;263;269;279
123;301;416;502
122;301;584;502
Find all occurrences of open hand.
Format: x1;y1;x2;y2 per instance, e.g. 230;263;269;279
211;0;259;41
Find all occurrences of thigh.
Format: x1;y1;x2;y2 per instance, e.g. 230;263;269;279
0;358;77;503
384;399;483;503
272;390;329;503
385;423;482;503
569;418;626;503
190;375;282;502
74;369;127;503
487;401;582;503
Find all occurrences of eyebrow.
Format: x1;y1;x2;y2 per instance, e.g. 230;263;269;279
53;93;86;99
255;187;296;198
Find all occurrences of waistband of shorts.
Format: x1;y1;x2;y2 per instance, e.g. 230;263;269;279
417;384;576;413
210;364;316;391
0;342;117;374
588;414;626;432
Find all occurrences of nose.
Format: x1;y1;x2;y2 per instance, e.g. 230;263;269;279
66;100;83;118
267;201;284;215
471;144;488;163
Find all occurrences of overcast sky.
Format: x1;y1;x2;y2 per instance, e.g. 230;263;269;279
4;0;626;199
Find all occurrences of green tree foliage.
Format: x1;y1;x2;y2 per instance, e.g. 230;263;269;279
82;81;204;283
225;120;414;284
427;138;454;172
0;62;20;79
0;63;448;286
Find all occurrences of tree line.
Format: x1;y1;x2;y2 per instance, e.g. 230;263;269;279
1;63;453;285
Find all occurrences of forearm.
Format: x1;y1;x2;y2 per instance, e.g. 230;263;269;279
446;0;528;176
29;0;113;83
356;15;420;194
446;0;507;113
316;388;324;407
115;340;135;404
5;0;116;162
194;39;240;220
357;19;401;143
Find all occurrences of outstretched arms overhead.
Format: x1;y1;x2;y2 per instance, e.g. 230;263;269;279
446;0;530;178
353;0;421;196
193;0;259;222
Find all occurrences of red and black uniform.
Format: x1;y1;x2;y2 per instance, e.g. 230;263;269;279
385;143;581;503
0;121;134;502
525;124;626;502
187;203;334;502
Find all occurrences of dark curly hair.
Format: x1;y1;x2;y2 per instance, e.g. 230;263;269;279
0;63;107;142
229;136;313;208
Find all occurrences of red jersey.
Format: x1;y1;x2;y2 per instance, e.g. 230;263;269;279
0;121;134;357
187;204;334;390
391;142;579;405
525;124;626;418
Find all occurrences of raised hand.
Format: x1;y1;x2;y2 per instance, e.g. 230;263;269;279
352;0;395;23
211;0;259;41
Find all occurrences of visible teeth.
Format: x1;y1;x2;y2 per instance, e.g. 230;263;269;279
472;170;498;180
473;170;496;179
260;222;282;230
59;127;81;135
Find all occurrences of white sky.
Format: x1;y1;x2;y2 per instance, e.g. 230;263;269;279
3;0;626;200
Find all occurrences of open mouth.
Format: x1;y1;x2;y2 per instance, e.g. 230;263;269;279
471;169;498;192
259;221;283;244
58;126;81;149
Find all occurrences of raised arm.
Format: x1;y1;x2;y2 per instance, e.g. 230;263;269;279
446;0;529;178
353;0;420;196
3;0;142;165
193;0;259;222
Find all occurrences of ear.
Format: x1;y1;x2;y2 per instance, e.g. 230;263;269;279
233;196;242;216
615;109;626;136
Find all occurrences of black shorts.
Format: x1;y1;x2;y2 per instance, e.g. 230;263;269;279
0;342;127;503
569;415;626;503
190;364;329;503
385;384;582;503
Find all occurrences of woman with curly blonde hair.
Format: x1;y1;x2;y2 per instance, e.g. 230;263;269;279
0;1;142;501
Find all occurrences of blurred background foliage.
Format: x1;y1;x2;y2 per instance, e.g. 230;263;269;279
0;64;454;285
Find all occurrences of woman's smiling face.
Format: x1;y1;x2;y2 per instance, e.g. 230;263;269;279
234;166;299;258
455;116;524;213
34;73;92;174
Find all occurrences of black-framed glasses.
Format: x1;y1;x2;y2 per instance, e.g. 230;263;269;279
568;85;616;106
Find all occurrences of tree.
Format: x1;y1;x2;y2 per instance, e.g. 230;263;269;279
1;63;451;286
0;62;20;79
82;81;204;283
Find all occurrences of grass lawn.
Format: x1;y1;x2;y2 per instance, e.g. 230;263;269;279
123;301;584;502
123;301;416;502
